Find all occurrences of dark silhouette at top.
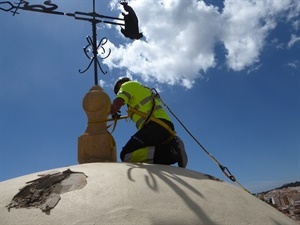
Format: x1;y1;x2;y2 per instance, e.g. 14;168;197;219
120;2;143;40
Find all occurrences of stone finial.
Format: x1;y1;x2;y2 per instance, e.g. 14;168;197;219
78;85;117;163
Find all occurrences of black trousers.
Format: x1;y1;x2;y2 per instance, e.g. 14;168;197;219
120;119;177;165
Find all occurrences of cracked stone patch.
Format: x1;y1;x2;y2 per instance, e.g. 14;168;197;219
6;169;87;214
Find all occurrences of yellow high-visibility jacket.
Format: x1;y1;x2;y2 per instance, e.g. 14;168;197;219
117;81;171;130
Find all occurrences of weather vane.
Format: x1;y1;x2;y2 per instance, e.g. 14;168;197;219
0;0;143;85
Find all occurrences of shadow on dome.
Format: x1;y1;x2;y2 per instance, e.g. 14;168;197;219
125;163;223;223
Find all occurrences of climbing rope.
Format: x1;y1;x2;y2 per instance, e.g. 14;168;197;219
152;89;250;193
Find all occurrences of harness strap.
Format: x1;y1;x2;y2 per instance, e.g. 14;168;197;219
142;95;156;127
128;107;176;139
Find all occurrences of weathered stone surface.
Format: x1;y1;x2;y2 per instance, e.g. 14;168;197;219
5;169;87;214
0;163;297;225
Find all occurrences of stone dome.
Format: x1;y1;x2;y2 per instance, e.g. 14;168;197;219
0;163;297;225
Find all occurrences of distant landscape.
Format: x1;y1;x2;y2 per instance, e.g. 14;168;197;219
257;181;300;194
256;181;300;223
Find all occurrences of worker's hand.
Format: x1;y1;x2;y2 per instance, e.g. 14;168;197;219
112;111;121;119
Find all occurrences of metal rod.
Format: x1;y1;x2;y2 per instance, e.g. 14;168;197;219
92;0;98;85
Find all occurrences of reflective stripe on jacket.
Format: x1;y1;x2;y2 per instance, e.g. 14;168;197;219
116;81;171;130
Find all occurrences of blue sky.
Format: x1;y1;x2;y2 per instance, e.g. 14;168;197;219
0;0;299;193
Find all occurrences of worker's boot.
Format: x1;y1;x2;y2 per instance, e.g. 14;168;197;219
170;136;188;168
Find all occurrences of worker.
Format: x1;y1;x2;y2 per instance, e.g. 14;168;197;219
110;77;188;168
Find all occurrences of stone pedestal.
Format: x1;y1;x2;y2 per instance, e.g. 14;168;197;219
78;85;117;163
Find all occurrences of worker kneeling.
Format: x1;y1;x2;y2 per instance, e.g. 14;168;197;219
111;77;188;168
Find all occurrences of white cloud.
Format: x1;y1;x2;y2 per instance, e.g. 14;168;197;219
285;0;300;21
292;20;300;31
105;0;298;88
247;63;262;74
287;34;300;48
99;79;106;88
287;60;299;69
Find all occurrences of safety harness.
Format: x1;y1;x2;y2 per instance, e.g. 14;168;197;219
126;88;176;143
128;107;176;141
127;88;176;134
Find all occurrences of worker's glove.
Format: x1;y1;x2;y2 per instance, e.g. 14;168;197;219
112;111;121;119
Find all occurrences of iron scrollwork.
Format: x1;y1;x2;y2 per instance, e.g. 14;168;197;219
0;0;62;15
80;36;111;75
1;0;142;85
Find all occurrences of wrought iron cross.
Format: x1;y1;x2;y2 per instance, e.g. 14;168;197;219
0;0;142;85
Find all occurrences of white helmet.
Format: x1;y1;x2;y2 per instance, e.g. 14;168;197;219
114;77;131;94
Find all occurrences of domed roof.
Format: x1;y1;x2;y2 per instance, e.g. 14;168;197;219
0;163;297;225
